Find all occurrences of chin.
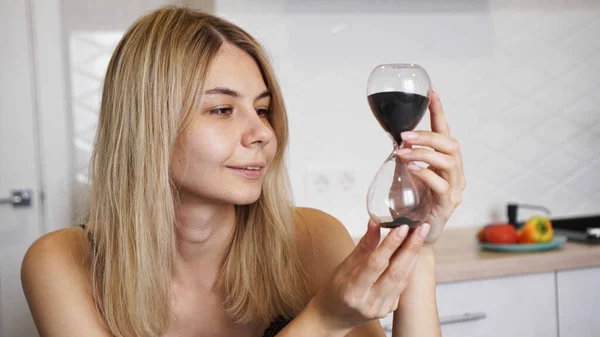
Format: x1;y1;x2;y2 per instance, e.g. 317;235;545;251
232;194;262;206
228;187;263;206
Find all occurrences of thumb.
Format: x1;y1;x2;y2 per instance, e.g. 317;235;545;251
339;220;380;272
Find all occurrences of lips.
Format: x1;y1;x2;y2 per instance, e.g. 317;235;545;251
227;163;266;170
231;166;262;171
226;163;266;180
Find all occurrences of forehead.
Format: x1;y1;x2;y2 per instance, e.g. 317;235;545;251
204;43;267;92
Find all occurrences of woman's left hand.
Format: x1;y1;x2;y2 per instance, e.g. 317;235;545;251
395;88;466;245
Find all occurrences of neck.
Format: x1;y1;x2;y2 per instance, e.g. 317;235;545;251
172;190;237;289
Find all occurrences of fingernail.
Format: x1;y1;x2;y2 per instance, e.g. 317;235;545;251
396;225;409;238
432;87;438;94
401;131;419;140
395;148;412;156
368;220;378;231
407;163;421;171
419;223;431;239
433;88;441;102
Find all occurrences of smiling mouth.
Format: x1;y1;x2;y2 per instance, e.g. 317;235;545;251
232;166;262;170
227;165;264;171
227;166;264;179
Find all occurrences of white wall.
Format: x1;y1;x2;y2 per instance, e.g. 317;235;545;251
62;0;600;237
216;0;600;237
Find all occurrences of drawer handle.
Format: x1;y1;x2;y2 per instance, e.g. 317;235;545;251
381;312;487;332
440;312;487;325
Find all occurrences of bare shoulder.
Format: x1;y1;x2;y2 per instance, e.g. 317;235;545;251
293;208;385;336
22;227;91;284
293;207;357;289
24;226;89;262
295;207;354;251
22;227;91;283
21;227;111;336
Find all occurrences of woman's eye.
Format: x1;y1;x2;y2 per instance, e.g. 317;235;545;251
256;108;269;117
209;107;233;116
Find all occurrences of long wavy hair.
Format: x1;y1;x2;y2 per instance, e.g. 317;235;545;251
86;6;311;336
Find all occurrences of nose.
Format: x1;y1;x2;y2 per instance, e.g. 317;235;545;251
240;107;274;148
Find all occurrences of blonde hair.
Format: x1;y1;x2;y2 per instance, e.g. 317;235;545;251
86;6;311;336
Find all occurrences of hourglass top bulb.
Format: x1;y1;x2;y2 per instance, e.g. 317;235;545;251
366;64;431;145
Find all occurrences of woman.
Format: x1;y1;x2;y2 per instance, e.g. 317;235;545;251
21;6;465;337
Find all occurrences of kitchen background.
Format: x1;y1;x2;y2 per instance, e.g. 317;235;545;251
65;0;600;237
2;1;600;336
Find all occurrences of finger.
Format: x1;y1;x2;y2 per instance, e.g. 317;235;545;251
419;88;465;190
396;148;455;173
372;224;430;298
407;165;453;209
456;152;466;191
352;225;410;295
339;220;381;273
400;131;459;156
377;295;399;318
428;88;450;136
375;254;419;310
396;148;461;190
457;156;466;190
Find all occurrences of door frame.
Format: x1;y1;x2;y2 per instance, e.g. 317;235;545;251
29;0;73;233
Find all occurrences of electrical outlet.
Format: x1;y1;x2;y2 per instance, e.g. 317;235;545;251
302;168;373;235
308;172;330;193
337;170;356;192
305;168;362;202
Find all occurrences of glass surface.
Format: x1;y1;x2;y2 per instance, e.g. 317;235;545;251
366;64;433;228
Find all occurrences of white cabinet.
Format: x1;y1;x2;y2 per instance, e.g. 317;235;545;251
380;272;557;337
380;268;600;337
436;272;557;337
557;267;600;337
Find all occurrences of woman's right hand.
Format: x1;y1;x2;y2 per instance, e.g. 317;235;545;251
308;220;431;332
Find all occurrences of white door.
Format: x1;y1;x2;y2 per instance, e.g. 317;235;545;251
0;0;70;335
0;0;44;335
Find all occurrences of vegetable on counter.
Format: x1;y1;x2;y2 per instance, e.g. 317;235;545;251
517;216;554;243
476;216;554;245
477;224;518;244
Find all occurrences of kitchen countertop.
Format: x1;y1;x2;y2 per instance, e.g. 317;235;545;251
432;227;600;283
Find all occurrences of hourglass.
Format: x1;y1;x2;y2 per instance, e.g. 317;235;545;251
366;64;433;228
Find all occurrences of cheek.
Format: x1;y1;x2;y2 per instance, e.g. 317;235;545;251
186;128;234;167
268;136;278;160
169;148;187;188
170;129;234;180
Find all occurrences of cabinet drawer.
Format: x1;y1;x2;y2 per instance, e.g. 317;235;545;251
380;272;557;337
438;272;557;337
557;267;600;337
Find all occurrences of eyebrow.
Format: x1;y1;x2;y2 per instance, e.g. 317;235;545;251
203;86;271;101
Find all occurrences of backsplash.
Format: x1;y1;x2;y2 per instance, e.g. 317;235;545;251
65;0;600;237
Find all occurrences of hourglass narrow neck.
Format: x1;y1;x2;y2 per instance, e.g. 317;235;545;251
393;140;404;151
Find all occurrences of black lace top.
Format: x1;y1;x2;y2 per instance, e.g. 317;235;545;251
262;316;291;337
78;225;291;336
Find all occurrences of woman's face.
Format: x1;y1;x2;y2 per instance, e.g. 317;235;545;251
170;43;277;205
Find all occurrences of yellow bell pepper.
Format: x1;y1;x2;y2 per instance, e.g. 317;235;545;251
517;216;554;243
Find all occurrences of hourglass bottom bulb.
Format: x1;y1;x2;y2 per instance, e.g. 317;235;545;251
366;149;433;230
379;216;422;228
